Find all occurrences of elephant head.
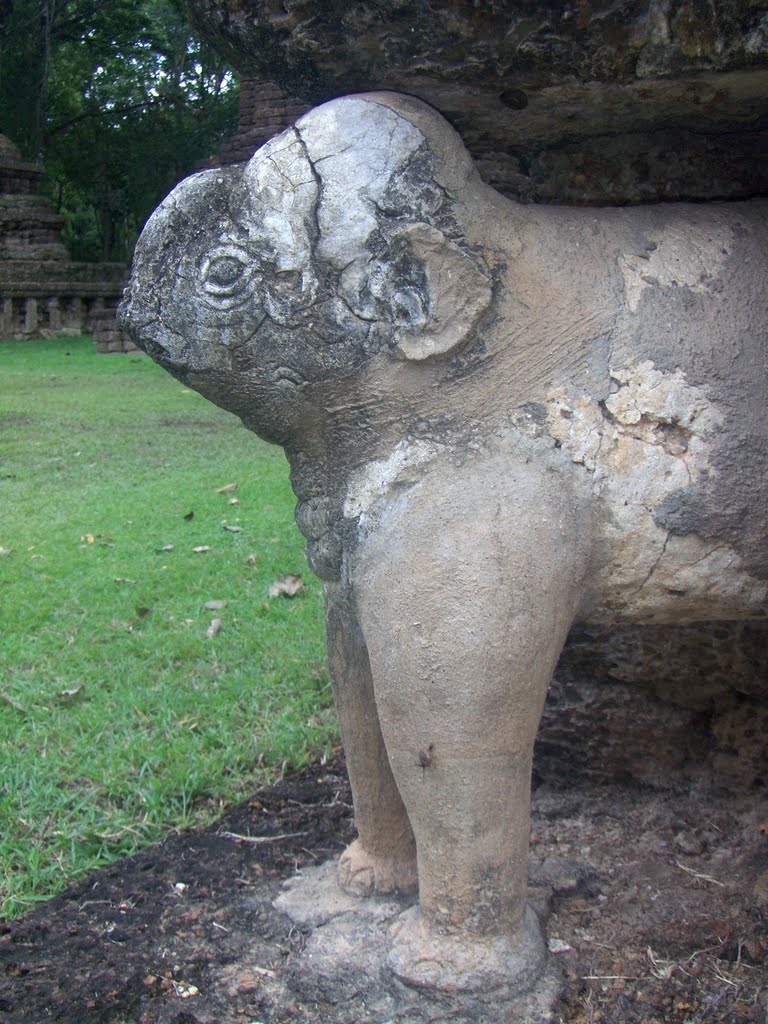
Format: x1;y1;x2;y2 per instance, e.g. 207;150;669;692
119;93;493;449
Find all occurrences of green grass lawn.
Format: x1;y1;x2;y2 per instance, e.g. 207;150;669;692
0;336;335;919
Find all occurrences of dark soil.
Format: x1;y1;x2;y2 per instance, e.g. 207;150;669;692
1;753;766;1024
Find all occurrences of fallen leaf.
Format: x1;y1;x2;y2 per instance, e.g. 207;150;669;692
58;685;83;701
268;574;304;598
206;618;222;638
228;497;240;505
160;544;174;552
184;511;194;521
0;546;12;556
204;600;227;610
81;533;95;544
192;546;211;553
216;483;237;494
223;525;242;533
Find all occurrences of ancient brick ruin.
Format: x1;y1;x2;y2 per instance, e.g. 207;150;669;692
0;133;134;352
206;78;310;166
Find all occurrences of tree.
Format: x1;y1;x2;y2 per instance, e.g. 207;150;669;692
0;0;238;260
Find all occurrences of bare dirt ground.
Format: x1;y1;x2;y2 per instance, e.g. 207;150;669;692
1;752;766;1024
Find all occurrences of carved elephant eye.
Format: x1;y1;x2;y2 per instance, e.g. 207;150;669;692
206;256;244;289
198;245;254;305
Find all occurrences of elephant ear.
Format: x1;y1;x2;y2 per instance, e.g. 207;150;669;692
392;224;492;362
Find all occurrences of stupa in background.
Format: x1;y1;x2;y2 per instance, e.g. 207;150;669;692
0;133;134;352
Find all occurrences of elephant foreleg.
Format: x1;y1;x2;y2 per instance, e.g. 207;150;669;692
354;458;590;988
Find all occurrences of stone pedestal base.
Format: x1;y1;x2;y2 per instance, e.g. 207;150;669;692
274;860;562;1023
389;903;546;993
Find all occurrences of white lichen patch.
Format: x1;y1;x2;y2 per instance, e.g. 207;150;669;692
544;392;604;471
619;220;734;313
546;360;766;619
243;131;318;270
604;361;720;441
344;440;440;519
547;359;720;481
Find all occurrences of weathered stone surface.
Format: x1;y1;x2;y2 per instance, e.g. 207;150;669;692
183;0;768;203
540;620;768;791
275;861;561;1017
182;1;768;98
121;92;767;994
563;620;768;706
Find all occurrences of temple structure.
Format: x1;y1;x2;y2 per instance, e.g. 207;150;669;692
0;133;134;352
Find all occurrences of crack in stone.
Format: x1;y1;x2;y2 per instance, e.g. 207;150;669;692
680;543;729;572
293;125;324;264
235;314;268;351
633;530;671;597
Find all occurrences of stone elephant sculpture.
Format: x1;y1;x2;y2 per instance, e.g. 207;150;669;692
119;92;767;992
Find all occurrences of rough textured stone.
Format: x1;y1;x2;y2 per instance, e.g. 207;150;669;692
182;0;768;203
540;620;768;791
120;92;767;993
275;861;561;1016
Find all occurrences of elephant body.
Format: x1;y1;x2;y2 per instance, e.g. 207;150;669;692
120;92;767;991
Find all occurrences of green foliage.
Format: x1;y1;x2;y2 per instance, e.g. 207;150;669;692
0;338;334;919
59;193;103;262
0;0;239;261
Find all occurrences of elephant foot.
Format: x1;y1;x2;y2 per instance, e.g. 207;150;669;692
338;838;418;896
388;904;546;993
